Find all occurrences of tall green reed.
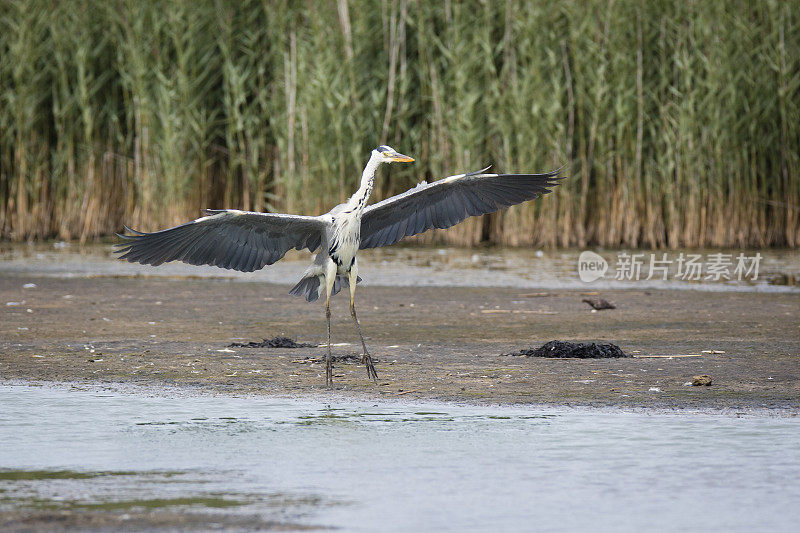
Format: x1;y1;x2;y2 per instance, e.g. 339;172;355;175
0;0;797;247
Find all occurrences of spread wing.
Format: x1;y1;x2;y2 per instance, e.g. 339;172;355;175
116;209;328;272
359;167;564;249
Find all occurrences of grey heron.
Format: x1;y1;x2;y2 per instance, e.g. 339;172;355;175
117;145;563;387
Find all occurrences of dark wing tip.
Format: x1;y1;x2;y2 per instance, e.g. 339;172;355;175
546;164;568;180
114;224;147;245
114;226;144;249
122;224;145;235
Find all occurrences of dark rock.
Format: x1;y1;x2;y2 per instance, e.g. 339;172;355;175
582;298;616;310
504;340;629;358
228;336;316;349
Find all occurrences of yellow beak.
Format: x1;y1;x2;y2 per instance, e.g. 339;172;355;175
390;153;415;162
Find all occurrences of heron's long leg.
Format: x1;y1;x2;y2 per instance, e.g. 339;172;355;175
324;261;337;388
325;301;332;388
349;267;377;382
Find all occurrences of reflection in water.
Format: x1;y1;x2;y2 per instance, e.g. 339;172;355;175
0;241;798;292
1;384;800;531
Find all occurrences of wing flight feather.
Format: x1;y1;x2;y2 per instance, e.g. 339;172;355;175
116;210;327;272
359;167;564;249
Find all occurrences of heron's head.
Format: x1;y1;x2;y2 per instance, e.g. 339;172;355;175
374;145;415;164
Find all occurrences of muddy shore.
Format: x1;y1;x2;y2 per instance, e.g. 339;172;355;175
2;272;798;410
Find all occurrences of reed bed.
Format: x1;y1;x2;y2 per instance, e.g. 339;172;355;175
1;0;798;247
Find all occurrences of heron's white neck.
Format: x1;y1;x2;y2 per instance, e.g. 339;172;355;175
347;151;381;211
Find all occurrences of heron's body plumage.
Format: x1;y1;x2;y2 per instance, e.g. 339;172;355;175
117;145;564;386
290;156;377;301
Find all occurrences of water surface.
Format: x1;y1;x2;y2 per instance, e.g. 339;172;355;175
1;384;799;531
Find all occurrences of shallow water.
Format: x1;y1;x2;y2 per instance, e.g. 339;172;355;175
2;384;799;531
0;241;799;292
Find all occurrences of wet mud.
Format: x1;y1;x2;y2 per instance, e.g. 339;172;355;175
1;273;798;410
1;508;315;532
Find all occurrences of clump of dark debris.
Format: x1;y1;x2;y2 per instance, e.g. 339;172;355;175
228;336;316;349
504;340;629;358
692;374;713;386
293;354;362;364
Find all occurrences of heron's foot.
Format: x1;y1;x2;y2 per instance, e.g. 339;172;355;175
362;352;378;382
326;355;333;389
